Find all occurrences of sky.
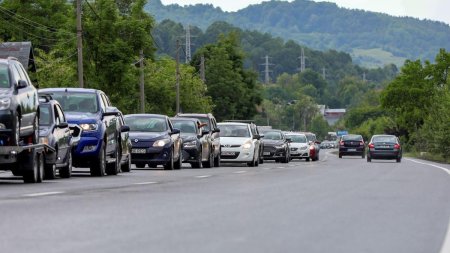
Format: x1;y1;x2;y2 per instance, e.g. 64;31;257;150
159;0;450;25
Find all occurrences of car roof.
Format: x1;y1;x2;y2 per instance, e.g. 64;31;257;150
39;87;101;94
177;113;213;118
125;114;167;118
170;117;199;122
218;122;249;126
285;133;306;136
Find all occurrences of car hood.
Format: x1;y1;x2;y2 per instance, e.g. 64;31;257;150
129;131;168;141
263;139;285;146
221;137;252;145
181;134;198;142
64;112;100;124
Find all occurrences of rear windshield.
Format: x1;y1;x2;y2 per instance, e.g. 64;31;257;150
50;92;99;113
342;135;363;141
0;64;10;88
124;116;168;132
218;125;250;137
262;131;282;140
286;135;307;143
372;136;397;143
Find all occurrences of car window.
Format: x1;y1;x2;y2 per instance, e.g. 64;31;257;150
55;104;66;123
125;116;168;132
342;135;362;141
14;63;27;85
218;125;250;137
39;104;52;126
287;135;307;143
262;131;282;140
0;64;10;88
172;120;197;134
372;136;397;143
198;117;211;131
10;64;21;84
51;92;99;113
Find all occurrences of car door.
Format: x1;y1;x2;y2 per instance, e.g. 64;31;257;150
53;104;70;164
210;117;220;156
100;93;118;156
168;118;181;160
15;63;37;128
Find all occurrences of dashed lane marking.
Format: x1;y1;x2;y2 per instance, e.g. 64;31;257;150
133;182;158;185
195;175;212;179
22;192;64;197
233;171;247;174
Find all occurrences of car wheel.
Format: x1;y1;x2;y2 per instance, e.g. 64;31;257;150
22;150;42;183
191;149;202;168
90;141;106;176
121;154;131;172
367;157;371;162
31;115;39;144
202;149;214;168
164;149;175;170
362;153;365;159
339;153;342;158
214;150;221;167
11;114;20;146
396;157;401;163
44;163;56;180
174;147;182;170
106;146;120;175
135;163;145;168
148;164;157;168
306;157;310;162
59;151;72;178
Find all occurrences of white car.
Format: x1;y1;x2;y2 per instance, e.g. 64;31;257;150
285;133;311;161
217;122;261;166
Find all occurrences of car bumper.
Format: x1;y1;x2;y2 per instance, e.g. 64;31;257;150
368;150;401;159
221;148;255;162
131;146;173;165
339;147;365;156
182;147;201;163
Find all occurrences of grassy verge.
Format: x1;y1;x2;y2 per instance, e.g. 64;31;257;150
404;152;450;164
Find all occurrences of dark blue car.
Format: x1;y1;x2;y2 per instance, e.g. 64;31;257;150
39;88;123;176
124;114;182;170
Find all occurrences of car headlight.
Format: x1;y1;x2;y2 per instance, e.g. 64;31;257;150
39;137;49;145
183;140;197;147
0;98;10;110
79;123;98;131
242;140;252;150
153;138;171;147
300;146;308;150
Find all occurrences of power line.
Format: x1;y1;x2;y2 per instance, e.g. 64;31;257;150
0;16;71;41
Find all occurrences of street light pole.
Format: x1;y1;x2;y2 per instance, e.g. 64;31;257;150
176;39;180;114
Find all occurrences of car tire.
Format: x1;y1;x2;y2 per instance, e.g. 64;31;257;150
306;157;310;162
214;150;221;167
202;149;213;168
11;114;20;146
121;154;131;172
174;147;182;170
367;157;371;162
164;149;175;170
396;157;401;163
362;153;365;159
31;115;39;144
339;154;342;158
44;163;56;180
90;141;106;177
106;146;120;175
22;150;42;183
191;149;202;168
59;151;72;178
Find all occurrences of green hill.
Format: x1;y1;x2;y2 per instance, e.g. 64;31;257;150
145;0;450;67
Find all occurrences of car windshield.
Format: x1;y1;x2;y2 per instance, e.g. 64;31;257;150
263;131;282;140
197;117;210;131
372;136;397;143
304;134;316;142
0;64;10;88
172;120;197;134
125;116;167;132
50;92;99;113
218;125;250;137
39;104;52;126
287;135;307;143
342;135;362;141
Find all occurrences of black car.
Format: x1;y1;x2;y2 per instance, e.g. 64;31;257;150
171;117;206;168
125;114;182;170
367;135;402;162
38;95;81;179
0;57;39;146
339;134;365;158
176;113;221;168
260;129;290;163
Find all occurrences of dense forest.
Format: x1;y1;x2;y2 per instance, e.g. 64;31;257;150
146;0;450;67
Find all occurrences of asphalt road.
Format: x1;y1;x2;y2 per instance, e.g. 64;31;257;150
1;150;450;253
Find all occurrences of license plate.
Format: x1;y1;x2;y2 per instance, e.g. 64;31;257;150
132;148;146;154
348;149;356;151
222;151;235;156
263;152;271;156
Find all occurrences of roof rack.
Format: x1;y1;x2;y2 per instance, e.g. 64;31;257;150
38;93;53;103
224;120;256;124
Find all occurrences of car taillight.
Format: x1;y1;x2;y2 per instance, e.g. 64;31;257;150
368;143;374;148
394;144;401;149
310;145;315;150
360;141;364;146
339;141;344;146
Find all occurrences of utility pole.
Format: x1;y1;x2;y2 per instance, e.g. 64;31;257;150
185;24;192;63
260;55;274;84
200;55;205;83
363;72;366;82
299;47;306;73
76;0;84;88
322;67;326;80
139;49;145;113
176;39;180;114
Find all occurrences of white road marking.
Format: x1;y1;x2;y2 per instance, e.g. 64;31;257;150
23;192;64;197
405;158;450;253
133;182;158;185
405;158;450;175
277;167;285;169
233;170;247;174
195;175;212;178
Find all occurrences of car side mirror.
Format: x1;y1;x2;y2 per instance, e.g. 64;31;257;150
286;137;292;143
201;129;209;136
259;134;264;138
57;122;69;128
17;80;27;89
253;134;260;140
213;128;220;133
171;128;180;135
120;125;130;133
103;106;120;117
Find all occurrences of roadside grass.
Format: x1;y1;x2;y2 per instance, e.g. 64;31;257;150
404;152;450;164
